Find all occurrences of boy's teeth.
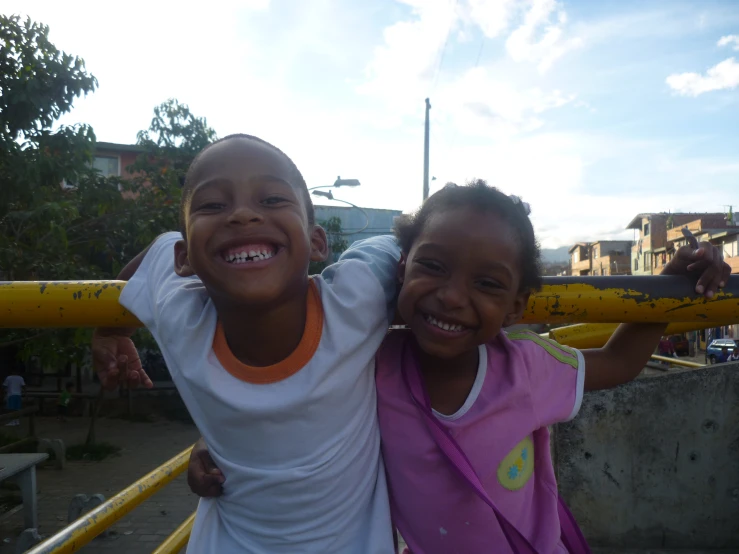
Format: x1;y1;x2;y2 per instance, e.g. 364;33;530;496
224;248;275;264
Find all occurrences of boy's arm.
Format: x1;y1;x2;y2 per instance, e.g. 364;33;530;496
322;235;402;323
92;238;161;391
583;241;730;391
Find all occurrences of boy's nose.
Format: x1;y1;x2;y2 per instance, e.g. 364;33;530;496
227;205;264;225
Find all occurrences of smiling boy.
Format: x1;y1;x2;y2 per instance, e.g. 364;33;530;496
93;134;400;553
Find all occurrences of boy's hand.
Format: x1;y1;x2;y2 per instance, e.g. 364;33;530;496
662;240;731;298
92;329;153;390
188;438;224;497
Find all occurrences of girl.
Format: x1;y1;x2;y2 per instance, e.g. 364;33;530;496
188;181;729;553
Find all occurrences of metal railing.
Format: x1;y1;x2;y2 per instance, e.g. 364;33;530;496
25;447;192;554
2;276;738;328
1;275;736;553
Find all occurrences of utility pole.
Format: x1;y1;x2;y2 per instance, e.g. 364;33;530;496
423;98;431;201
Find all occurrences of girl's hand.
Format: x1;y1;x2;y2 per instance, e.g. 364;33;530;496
187;438;224;497
661;240;731;298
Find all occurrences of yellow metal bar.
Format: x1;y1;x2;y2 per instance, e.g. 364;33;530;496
2;276;738;328
548;321;731;350
26;446;193;554
650;354;704;368
152;511;195;554
0;281;141;328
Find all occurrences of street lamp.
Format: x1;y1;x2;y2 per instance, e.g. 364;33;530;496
311;190;370;235
308;176;361;192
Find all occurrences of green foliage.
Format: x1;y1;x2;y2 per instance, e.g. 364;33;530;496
66;441;121;462
309;216;349;274
0;15;215;369
0;16;97;148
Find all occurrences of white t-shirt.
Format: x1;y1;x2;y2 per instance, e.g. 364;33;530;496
3;375;25;397
119;232;400;553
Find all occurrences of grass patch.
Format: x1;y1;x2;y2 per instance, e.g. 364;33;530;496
66;442;121;462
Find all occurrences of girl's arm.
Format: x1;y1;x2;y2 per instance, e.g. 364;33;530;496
582;240;730;391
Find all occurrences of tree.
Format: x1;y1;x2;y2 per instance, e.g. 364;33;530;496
309;217;349;274
0;15;216;373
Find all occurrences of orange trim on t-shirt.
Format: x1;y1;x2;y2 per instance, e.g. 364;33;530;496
212;281;323;384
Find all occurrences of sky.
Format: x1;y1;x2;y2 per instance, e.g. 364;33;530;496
5;0;739;248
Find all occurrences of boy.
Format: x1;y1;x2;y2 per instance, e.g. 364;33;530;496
3;369;25;426
58;382;74;421
92;135;400;553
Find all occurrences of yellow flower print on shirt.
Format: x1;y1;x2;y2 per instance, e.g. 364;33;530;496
497;436;535;491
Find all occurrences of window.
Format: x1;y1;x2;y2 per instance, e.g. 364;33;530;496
593;247;599;259
573;251;579;263
92;156;120;177
634;257;639;271
643;223;650;236
593;269;598;275
644;252;651;271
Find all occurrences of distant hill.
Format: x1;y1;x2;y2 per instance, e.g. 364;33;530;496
541;246;569;263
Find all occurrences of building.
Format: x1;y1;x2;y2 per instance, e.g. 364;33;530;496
626;213;731;275
659;217;739;274
314;205;402;257
568;240;633;276
93;142;145;180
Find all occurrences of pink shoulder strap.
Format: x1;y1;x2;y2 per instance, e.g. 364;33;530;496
400;340;590;554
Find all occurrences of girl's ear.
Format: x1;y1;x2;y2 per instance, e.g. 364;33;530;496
503;291;530;328
174;240;195;277
397;253;407;284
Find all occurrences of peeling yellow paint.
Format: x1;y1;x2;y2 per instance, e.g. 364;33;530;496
547;320;731;350
1;277;737;328
151;512;195;554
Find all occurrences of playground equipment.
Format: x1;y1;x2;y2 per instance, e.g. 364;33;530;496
2;275;736;552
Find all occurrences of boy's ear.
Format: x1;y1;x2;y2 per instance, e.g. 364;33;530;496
503;291;530;328
397;253;407;284
309;225;329;262
174;240;196;277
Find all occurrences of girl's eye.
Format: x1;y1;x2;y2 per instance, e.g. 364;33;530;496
263;196;289;205
477;279;504;291
417;260;443;272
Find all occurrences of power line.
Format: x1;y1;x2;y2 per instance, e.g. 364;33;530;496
431;0;459;92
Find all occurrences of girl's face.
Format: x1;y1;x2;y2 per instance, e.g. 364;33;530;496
397;208;530;360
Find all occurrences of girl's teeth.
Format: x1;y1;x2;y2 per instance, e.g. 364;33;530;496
426;315;464;332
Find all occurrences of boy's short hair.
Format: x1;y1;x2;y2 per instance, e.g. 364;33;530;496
393;179;543;292
179;134;315;235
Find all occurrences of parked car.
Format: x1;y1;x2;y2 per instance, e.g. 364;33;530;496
705;338;739;364
666;334;690;356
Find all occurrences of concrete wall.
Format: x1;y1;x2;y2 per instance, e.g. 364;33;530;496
554;362;739;549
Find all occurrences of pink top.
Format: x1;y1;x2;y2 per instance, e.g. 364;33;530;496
376;329;585;554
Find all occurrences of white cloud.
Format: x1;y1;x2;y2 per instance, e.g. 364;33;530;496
357;0;458;108
464;0;518;38
505;0;583;72
666;57;739;96
718;34;739;50
437;67;575;138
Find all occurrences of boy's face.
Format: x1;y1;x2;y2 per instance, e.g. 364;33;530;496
397;208;529;360
175;138;327;306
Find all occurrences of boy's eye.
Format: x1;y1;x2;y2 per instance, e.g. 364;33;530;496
194;202;225;212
